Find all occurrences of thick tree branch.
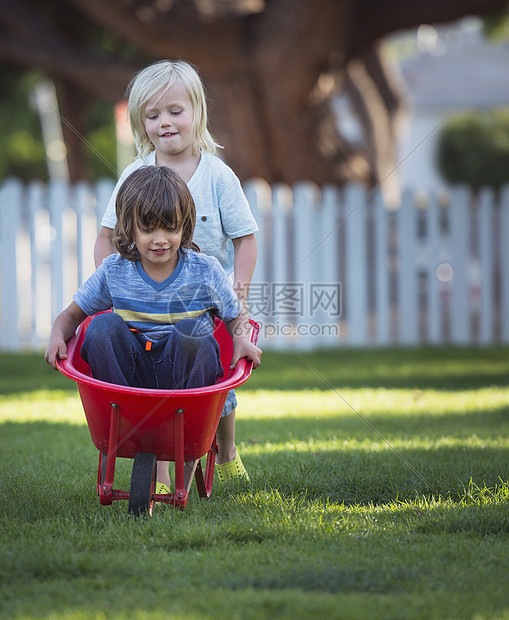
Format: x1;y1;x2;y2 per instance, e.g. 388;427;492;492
0;0;59;43
348;0;508;56
65;0;242;72
0;34;135;101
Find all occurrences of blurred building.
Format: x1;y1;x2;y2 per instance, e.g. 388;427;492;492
396;20;509;191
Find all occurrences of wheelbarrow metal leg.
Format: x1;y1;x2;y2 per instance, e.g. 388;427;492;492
195;437;217;498
173;408;188;508
98;403;120;505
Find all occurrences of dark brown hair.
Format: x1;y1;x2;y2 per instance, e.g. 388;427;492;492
113;166;199;260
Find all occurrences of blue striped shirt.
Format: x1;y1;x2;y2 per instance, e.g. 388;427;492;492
74;250;242;342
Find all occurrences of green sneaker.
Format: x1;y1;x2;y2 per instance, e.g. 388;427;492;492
155;482;171;495
216;452;250;482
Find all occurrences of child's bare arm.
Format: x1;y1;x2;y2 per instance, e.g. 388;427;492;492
232;233;257;305
229;233;260;368
94;226;115;268
44;302;88;369
225;313;262;370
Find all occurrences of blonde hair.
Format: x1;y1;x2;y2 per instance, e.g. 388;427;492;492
127;60;221;159
114;166;199;260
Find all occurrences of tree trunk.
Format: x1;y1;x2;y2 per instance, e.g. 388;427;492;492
57;81;92;182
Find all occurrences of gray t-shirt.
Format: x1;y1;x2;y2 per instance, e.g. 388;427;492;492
100;151;258;276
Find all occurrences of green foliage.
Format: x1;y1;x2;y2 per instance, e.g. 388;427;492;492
483;8;509;42
436;110;509;192
1;347;509;618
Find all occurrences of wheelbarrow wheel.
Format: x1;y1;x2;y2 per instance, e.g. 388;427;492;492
128;453;156;517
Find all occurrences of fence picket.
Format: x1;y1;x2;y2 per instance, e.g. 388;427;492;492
269;184;293;350
244;179;269;293
95;179;115;232
501;186;509;344
344;185;368;345
397;190;418;344
48;180;67;322
294;182;320;351
319;186;342;348
28;182;47;348
374;192;390;345
478;188;494;344
449;186;471;345
426;194;441;345
0;178;21;350
245;179;271;341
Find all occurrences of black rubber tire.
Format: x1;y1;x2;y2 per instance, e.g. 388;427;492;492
128;453;156;517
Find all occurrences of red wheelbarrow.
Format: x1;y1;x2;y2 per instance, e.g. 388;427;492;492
57;313;259;516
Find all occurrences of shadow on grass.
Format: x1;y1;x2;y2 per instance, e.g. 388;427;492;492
238;405;509;445
244;345;509;391
2;345;509;396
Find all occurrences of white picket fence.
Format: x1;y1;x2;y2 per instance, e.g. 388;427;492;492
1;176;509;351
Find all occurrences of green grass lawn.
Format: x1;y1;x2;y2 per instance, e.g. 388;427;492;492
1;346;508;619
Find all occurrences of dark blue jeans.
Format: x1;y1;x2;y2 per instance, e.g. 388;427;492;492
81;313;222;390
